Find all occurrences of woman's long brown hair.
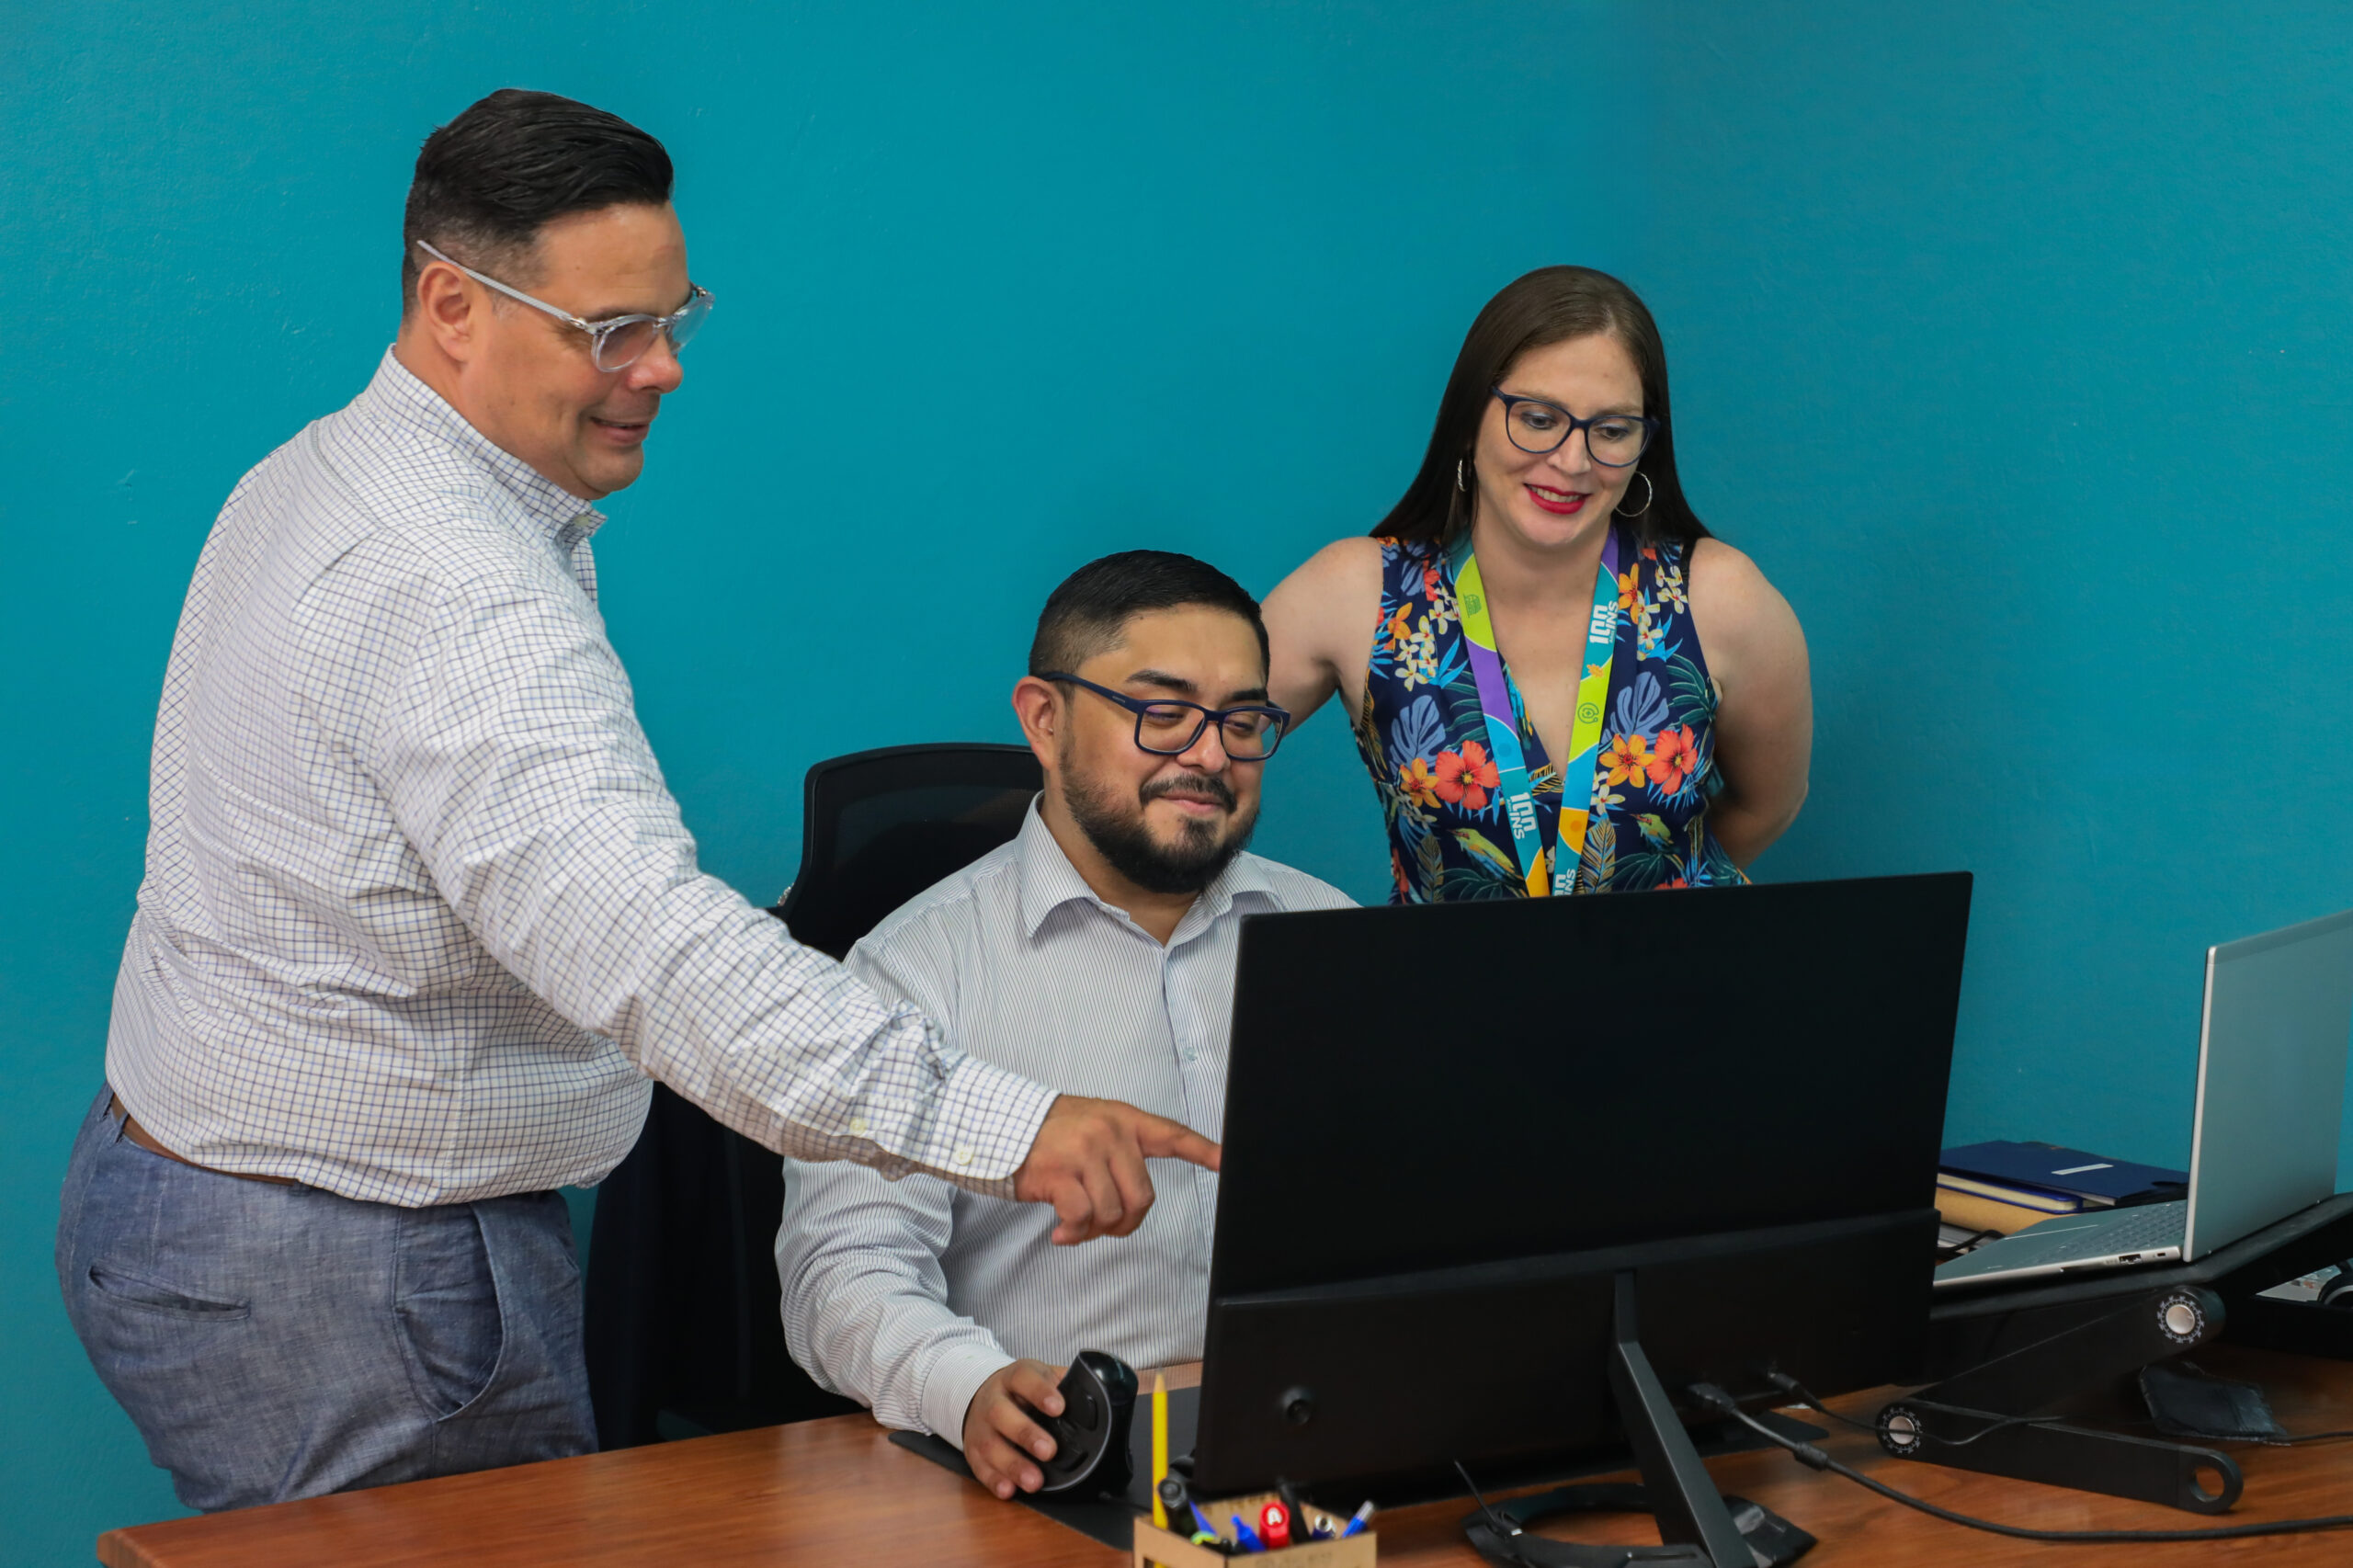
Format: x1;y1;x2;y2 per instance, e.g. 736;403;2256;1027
1374;266;1709;551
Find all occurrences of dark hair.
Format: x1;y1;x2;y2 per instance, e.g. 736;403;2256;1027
1373;266;1709;551
401;88;674;312
1029;551;1269;678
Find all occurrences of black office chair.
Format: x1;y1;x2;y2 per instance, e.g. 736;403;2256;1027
584;743;1043;1448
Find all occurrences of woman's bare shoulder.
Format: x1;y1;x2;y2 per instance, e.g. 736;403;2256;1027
1687;535;1803;663
1266;536;1387;628
1265;536;1392;717
1277;534;1388;595
1687;534;1768;595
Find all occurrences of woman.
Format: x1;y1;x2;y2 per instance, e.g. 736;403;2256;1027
1264;267;1810;900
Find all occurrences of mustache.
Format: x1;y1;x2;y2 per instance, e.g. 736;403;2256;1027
1141;772;1235;811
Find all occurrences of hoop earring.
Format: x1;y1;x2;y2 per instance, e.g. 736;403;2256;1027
1617;472;1654;517
1456;458;1470;494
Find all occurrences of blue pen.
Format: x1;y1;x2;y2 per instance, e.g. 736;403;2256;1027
1231;1515;1267;1552
1189;1501;1222;1538
1341;1499;1376;1538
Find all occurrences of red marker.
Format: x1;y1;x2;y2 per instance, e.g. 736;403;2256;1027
1260;1500;1292;1550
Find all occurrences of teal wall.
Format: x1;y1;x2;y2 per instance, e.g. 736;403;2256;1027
0;2;1634;1558
1625;3;2353;1178
7;2;2353;1561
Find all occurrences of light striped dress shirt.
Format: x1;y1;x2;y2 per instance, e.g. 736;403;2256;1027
105;348;1054;1206
777;802;1353;1445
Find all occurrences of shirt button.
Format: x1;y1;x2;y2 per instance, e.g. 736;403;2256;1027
849;1117;869;1136
954;1148;974;1167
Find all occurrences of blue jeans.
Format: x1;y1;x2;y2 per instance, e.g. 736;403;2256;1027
57;1086;597;1511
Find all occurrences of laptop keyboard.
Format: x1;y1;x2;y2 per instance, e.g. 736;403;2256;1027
2095;1202;2188;1252
1937;1199;2188;1286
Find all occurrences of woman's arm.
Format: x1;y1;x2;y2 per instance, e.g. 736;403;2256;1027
1686;539;1812;869
1261;536;1385;732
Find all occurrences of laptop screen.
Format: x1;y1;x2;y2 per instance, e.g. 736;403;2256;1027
2183;909;2353;1258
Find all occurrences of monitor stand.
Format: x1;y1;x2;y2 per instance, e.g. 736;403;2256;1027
1604;1270;1756;1566
1465;1270;1813;1568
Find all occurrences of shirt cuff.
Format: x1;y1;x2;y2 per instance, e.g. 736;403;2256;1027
902;1054;1057;1199
923;1340;1018;1449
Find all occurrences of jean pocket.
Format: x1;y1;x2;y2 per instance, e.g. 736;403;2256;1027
394;1206;506;1420
85;1264;251;1319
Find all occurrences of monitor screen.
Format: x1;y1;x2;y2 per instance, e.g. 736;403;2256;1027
1193;873;1972;1496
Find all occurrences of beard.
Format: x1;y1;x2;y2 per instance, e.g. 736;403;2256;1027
1062;766;1257;895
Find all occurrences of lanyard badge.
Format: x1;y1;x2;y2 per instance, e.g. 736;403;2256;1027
1449;527;1621;897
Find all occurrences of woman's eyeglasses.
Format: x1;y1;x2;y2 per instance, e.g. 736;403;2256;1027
1041;673;1290;760
1491;388;1656;468
414;240;713;372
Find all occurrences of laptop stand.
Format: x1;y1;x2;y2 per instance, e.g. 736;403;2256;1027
1881;1192;2353;1510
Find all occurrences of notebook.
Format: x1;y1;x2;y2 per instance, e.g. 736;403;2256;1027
1938;1141;2188;1209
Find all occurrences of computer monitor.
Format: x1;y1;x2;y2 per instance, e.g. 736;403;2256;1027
1189;872;1972;1552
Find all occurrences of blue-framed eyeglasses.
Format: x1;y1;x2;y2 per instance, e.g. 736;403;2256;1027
414;240;714;372
1040;673;1290;760
1490;387;1656;467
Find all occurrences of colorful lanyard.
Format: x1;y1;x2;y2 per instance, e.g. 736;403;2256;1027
1449;526;1621;897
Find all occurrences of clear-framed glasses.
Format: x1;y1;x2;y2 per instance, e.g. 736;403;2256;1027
1040;673;1291;760
1490;387;1656;468
413;240;714;372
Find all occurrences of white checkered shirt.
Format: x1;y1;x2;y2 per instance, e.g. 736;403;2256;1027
105;348;1055;1207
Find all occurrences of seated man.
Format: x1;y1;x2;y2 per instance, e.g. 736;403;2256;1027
777;550;1352;1498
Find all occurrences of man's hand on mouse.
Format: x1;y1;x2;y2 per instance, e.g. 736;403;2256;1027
1012;1094;1222;1244
962;1358;1066;1499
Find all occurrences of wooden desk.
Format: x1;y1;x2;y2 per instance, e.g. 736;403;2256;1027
99;1348;2353;1566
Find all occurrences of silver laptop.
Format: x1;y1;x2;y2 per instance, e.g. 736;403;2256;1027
1935;907;2353;1290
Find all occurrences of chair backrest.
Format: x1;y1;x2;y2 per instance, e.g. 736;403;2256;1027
773;742;1043;958
586;742;1042;1447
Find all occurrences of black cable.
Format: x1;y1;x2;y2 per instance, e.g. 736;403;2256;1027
2277;1427;2353;1446
1761;1380;1876;1433
1691;1385;2353;1544
1893;1402;2070;1450
1772;1369;2353;1451
1455;1459;1518;1539
1761;1373;2063;1449
1453;1460;1716;1568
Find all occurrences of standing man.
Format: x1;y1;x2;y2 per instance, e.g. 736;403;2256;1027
57;88;1213;1513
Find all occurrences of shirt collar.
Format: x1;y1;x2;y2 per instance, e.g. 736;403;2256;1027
359;347;607;541
1015;795;1279;942
1188;837;1277;928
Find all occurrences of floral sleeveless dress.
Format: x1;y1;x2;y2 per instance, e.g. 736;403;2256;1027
1351;527;1747;902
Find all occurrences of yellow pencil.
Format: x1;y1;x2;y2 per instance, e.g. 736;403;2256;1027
1150;1371;1169;1529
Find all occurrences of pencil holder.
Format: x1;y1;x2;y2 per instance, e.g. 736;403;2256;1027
1132;1493;1376;1568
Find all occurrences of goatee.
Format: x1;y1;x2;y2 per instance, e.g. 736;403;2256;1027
1063;769;1255;895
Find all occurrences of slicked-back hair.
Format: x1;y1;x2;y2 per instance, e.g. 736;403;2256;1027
1029;551;1270;681
401;88;673;313
1375;266;1710;552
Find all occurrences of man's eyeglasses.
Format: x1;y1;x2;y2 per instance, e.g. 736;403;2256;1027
1041;673;1290;760
414;240;714;372
1491;387;1656;468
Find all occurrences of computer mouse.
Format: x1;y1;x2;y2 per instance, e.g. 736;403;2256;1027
1034;1350;1138;1496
